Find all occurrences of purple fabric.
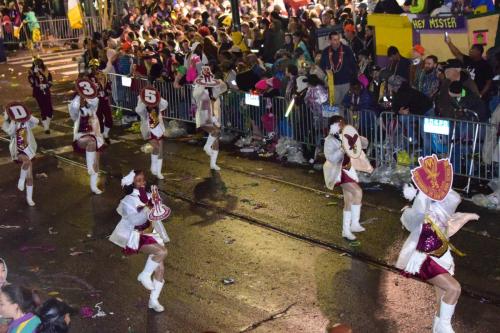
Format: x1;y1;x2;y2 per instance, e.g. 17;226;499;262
7;313;34;333
416;223;444;254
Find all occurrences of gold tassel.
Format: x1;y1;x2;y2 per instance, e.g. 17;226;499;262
327;70;335;106
425;216;466;257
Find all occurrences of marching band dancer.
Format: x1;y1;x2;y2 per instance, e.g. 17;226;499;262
68;78;104;194
323;115;373;241
397;155;479;333
28;57;54;134
135;86;168;180
87;59;113;144
2;103;39;206
109;170;170;312
192;66;228;171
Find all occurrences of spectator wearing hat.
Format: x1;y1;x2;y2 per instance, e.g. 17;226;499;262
36;298;76;333
446;36;494;100
435;59;480;118
414;55;440;99
445;80;488;171
409;44;425;86
355;3;369;38
389;75;433;116
386;46;411;81
343;23;364;60
449;80;487;121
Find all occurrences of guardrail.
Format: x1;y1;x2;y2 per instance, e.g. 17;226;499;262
3;17;102;46
107;73;500;188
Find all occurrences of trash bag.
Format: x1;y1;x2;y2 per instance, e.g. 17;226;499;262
471;180;500;210
275;137;306;164
235;136;253;148
220;131;237;144
361;164;411;187
164;120;187;138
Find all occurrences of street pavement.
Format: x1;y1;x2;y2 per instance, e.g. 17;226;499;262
0;51;499;333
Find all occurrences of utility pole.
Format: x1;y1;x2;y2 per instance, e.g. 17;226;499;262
230;0;240;31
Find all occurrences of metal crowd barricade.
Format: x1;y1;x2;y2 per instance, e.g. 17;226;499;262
106;73;499;187
378;111;499;191
3;17;102;46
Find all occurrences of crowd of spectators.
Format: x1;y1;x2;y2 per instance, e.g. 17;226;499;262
80;0;498;121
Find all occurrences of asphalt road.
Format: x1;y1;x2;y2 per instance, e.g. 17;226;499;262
0;51;499;333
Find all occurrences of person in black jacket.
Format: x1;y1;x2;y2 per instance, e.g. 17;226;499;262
389;75;433;116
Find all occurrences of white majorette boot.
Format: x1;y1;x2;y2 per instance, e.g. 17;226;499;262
342;211;356;241
433;315;440;333
150;154;158;176
18;168;28;191
210;150;221;171
86;151;102;194
148;279;165;313
103;126;110;139
26;185;35;206
350;204;365;232
90;174;102;195
203;135;215;156
436;299;456;333
156;158;164;180
137;255;159;291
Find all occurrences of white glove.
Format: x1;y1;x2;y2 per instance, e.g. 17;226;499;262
39;84;47;89
405;251;427;274
329;123;340;135
403;183;417;201
211;116;220;127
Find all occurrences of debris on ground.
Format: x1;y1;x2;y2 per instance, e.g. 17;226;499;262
35;173;48;179
20;245;56;253
220;131;237;144
472;180;500;210
48;227;58;235
164;120;187;138
224;238;235;245
0;225;21;229
222;278;235;285
140;143;153;154
275;138;307;164
80;306;94;319
358;164;411;187
361;217;379;225
92;302;107;318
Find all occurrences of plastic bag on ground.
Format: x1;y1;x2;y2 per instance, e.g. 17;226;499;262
164;120;187;138
472;180;500;210
275;137;306;165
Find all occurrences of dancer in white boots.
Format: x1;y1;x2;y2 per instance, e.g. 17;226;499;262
109;170;169;312
135;86;168;180
2;102;39;206
397;155;479;333
68;78;103;194
192;66;228;171
323;115;373;241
